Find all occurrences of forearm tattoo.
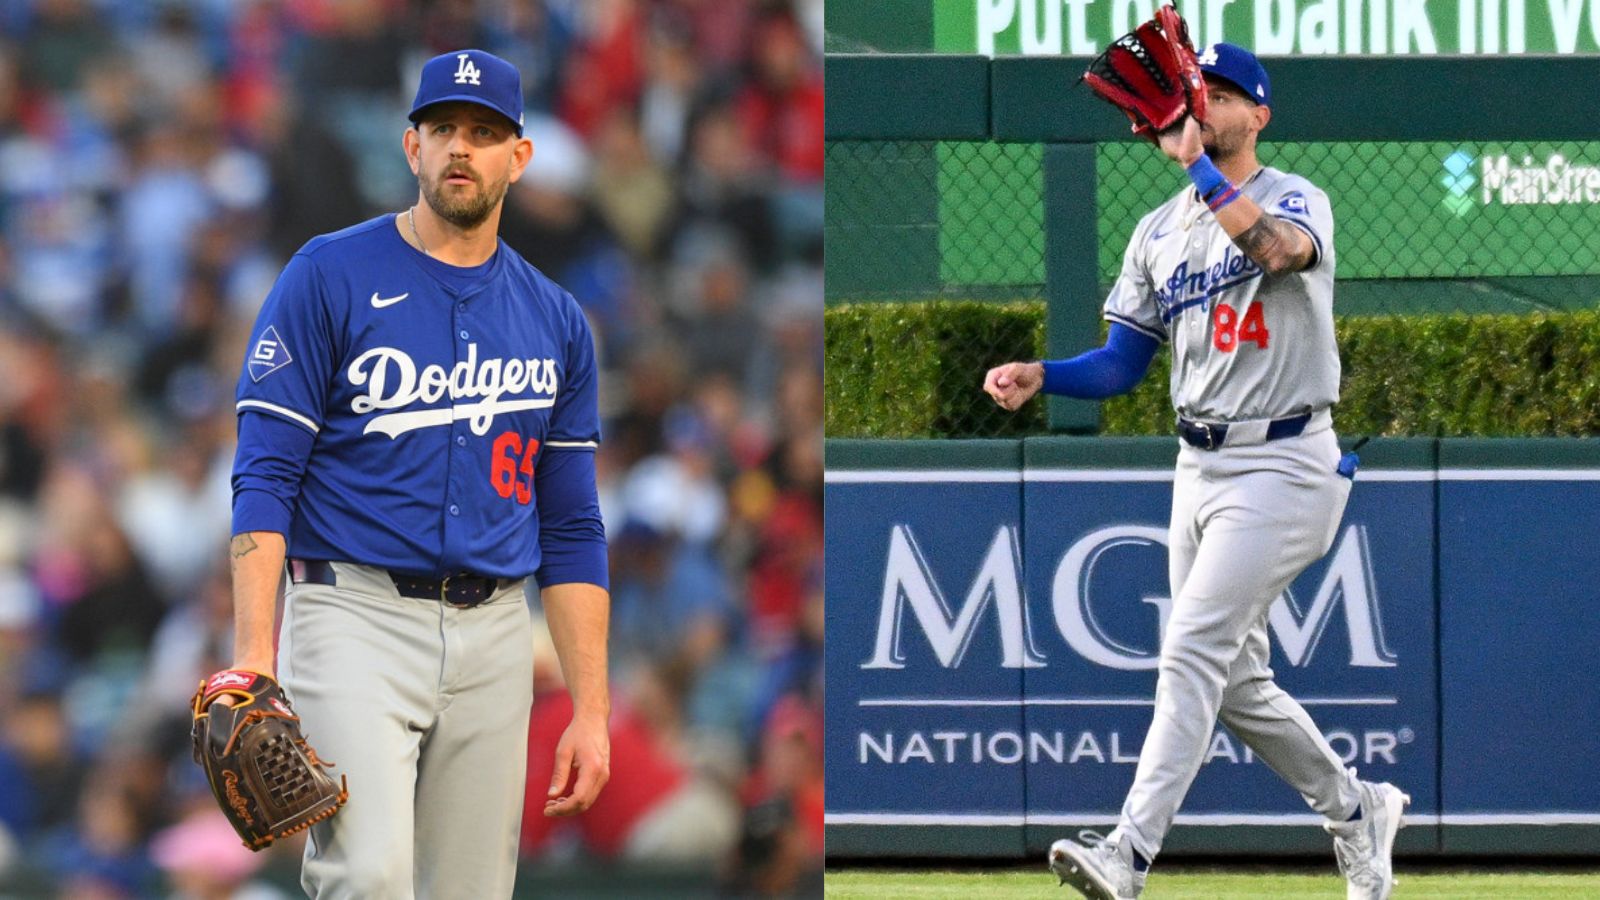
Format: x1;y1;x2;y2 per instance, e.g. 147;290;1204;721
230;533;259;561
1234;215;1308;275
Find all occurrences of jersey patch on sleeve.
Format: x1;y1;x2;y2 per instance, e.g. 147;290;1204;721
247;325;294;382
1277;192;1309;215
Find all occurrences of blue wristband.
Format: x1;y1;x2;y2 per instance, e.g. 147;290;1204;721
1186;154;1226;196
1186;154;1240;211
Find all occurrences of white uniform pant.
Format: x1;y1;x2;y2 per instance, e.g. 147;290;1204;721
278;562;534;899
1116;426;1362;860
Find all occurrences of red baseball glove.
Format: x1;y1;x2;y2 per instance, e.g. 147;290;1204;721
1082;5;1208;143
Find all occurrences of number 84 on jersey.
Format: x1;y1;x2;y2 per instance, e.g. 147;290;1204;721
1211;301;1269;352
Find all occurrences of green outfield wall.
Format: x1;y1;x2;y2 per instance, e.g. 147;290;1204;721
825;54;1600;432
827;0;1600;55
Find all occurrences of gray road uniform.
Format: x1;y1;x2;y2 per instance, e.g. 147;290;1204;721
1104;166;1363;860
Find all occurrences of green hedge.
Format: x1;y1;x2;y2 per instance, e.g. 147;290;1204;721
825;302;1600;437
824;301;1046;438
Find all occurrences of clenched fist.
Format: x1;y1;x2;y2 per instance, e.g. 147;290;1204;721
983;361;1045;411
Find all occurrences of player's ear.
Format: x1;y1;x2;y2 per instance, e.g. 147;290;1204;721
507;136;534;185
1254;104;1272;132
403;127;422;175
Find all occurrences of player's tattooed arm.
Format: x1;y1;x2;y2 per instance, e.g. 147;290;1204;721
1232;214;1314;275
229;533;259;560
1219;201;1316;276
228;531;287;676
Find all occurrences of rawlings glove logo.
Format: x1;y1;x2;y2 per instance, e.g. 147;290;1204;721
222;771;255;825
208;671;257;692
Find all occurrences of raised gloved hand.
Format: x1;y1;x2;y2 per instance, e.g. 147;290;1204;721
1082;5;1209;144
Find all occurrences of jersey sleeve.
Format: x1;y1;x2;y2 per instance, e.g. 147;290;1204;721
231;411;318;537
535;298;607;588
1265;178;1334;272
545;300;601;451
533;448;608;589
234;253;339;435
1102;218;1168;342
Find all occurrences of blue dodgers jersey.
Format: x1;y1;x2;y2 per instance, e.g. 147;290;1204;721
235;215;601;578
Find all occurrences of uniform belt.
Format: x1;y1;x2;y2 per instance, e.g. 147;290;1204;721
288;559;513;609
1177;412;1315;451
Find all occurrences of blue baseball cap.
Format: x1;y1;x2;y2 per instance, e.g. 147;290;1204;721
1198;43;1270;106
409;49;525;136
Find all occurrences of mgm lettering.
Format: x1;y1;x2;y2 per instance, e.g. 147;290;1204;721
863;523;1396;671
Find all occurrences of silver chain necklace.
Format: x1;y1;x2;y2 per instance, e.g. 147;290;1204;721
407;206;429;257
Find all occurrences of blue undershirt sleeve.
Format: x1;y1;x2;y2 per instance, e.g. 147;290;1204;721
1040;323;1160;399
533;448;609;590
231;411;318;537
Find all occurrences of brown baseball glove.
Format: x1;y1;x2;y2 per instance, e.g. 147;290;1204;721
190;669;348;850
1082;4;1209;143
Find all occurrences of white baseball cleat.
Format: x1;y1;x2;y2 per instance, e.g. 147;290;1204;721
1325;778;1411;900
1048;831;1144;899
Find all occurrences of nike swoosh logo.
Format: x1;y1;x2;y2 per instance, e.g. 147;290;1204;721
1150;228;1173;241
371;292;409;308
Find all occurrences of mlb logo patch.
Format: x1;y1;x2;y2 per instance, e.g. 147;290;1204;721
248;325;293;382
1278;192;1309;215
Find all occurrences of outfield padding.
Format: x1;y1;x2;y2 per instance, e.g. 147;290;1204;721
826;437;1600;859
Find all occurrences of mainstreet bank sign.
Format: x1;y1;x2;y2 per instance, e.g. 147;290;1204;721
824;463;1437;823
934;0;1600;54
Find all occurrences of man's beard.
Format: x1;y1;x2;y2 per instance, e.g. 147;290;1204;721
420;166;509;229
1202;123;1247;163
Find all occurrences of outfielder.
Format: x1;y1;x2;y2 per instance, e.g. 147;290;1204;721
984;43;1408;900
202;50;611;898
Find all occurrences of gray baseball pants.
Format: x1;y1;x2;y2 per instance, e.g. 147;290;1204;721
278;562;534;899
1114;425;1363;861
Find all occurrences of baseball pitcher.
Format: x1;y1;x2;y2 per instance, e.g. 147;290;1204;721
195;50;611;899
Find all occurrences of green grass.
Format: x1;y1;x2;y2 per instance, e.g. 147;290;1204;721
825;867;1600;898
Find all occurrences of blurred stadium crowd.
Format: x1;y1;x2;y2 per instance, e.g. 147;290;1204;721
0;0;823;896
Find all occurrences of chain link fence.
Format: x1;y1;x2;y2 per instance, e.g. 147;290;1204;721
825;140;1048;438
1100;140;1600;314
825;140;1045;302
826;137;1600;436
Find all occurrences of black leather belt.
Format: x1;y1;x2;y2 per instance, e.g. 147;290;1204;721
1177;412;1313;451
289;559;514;609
